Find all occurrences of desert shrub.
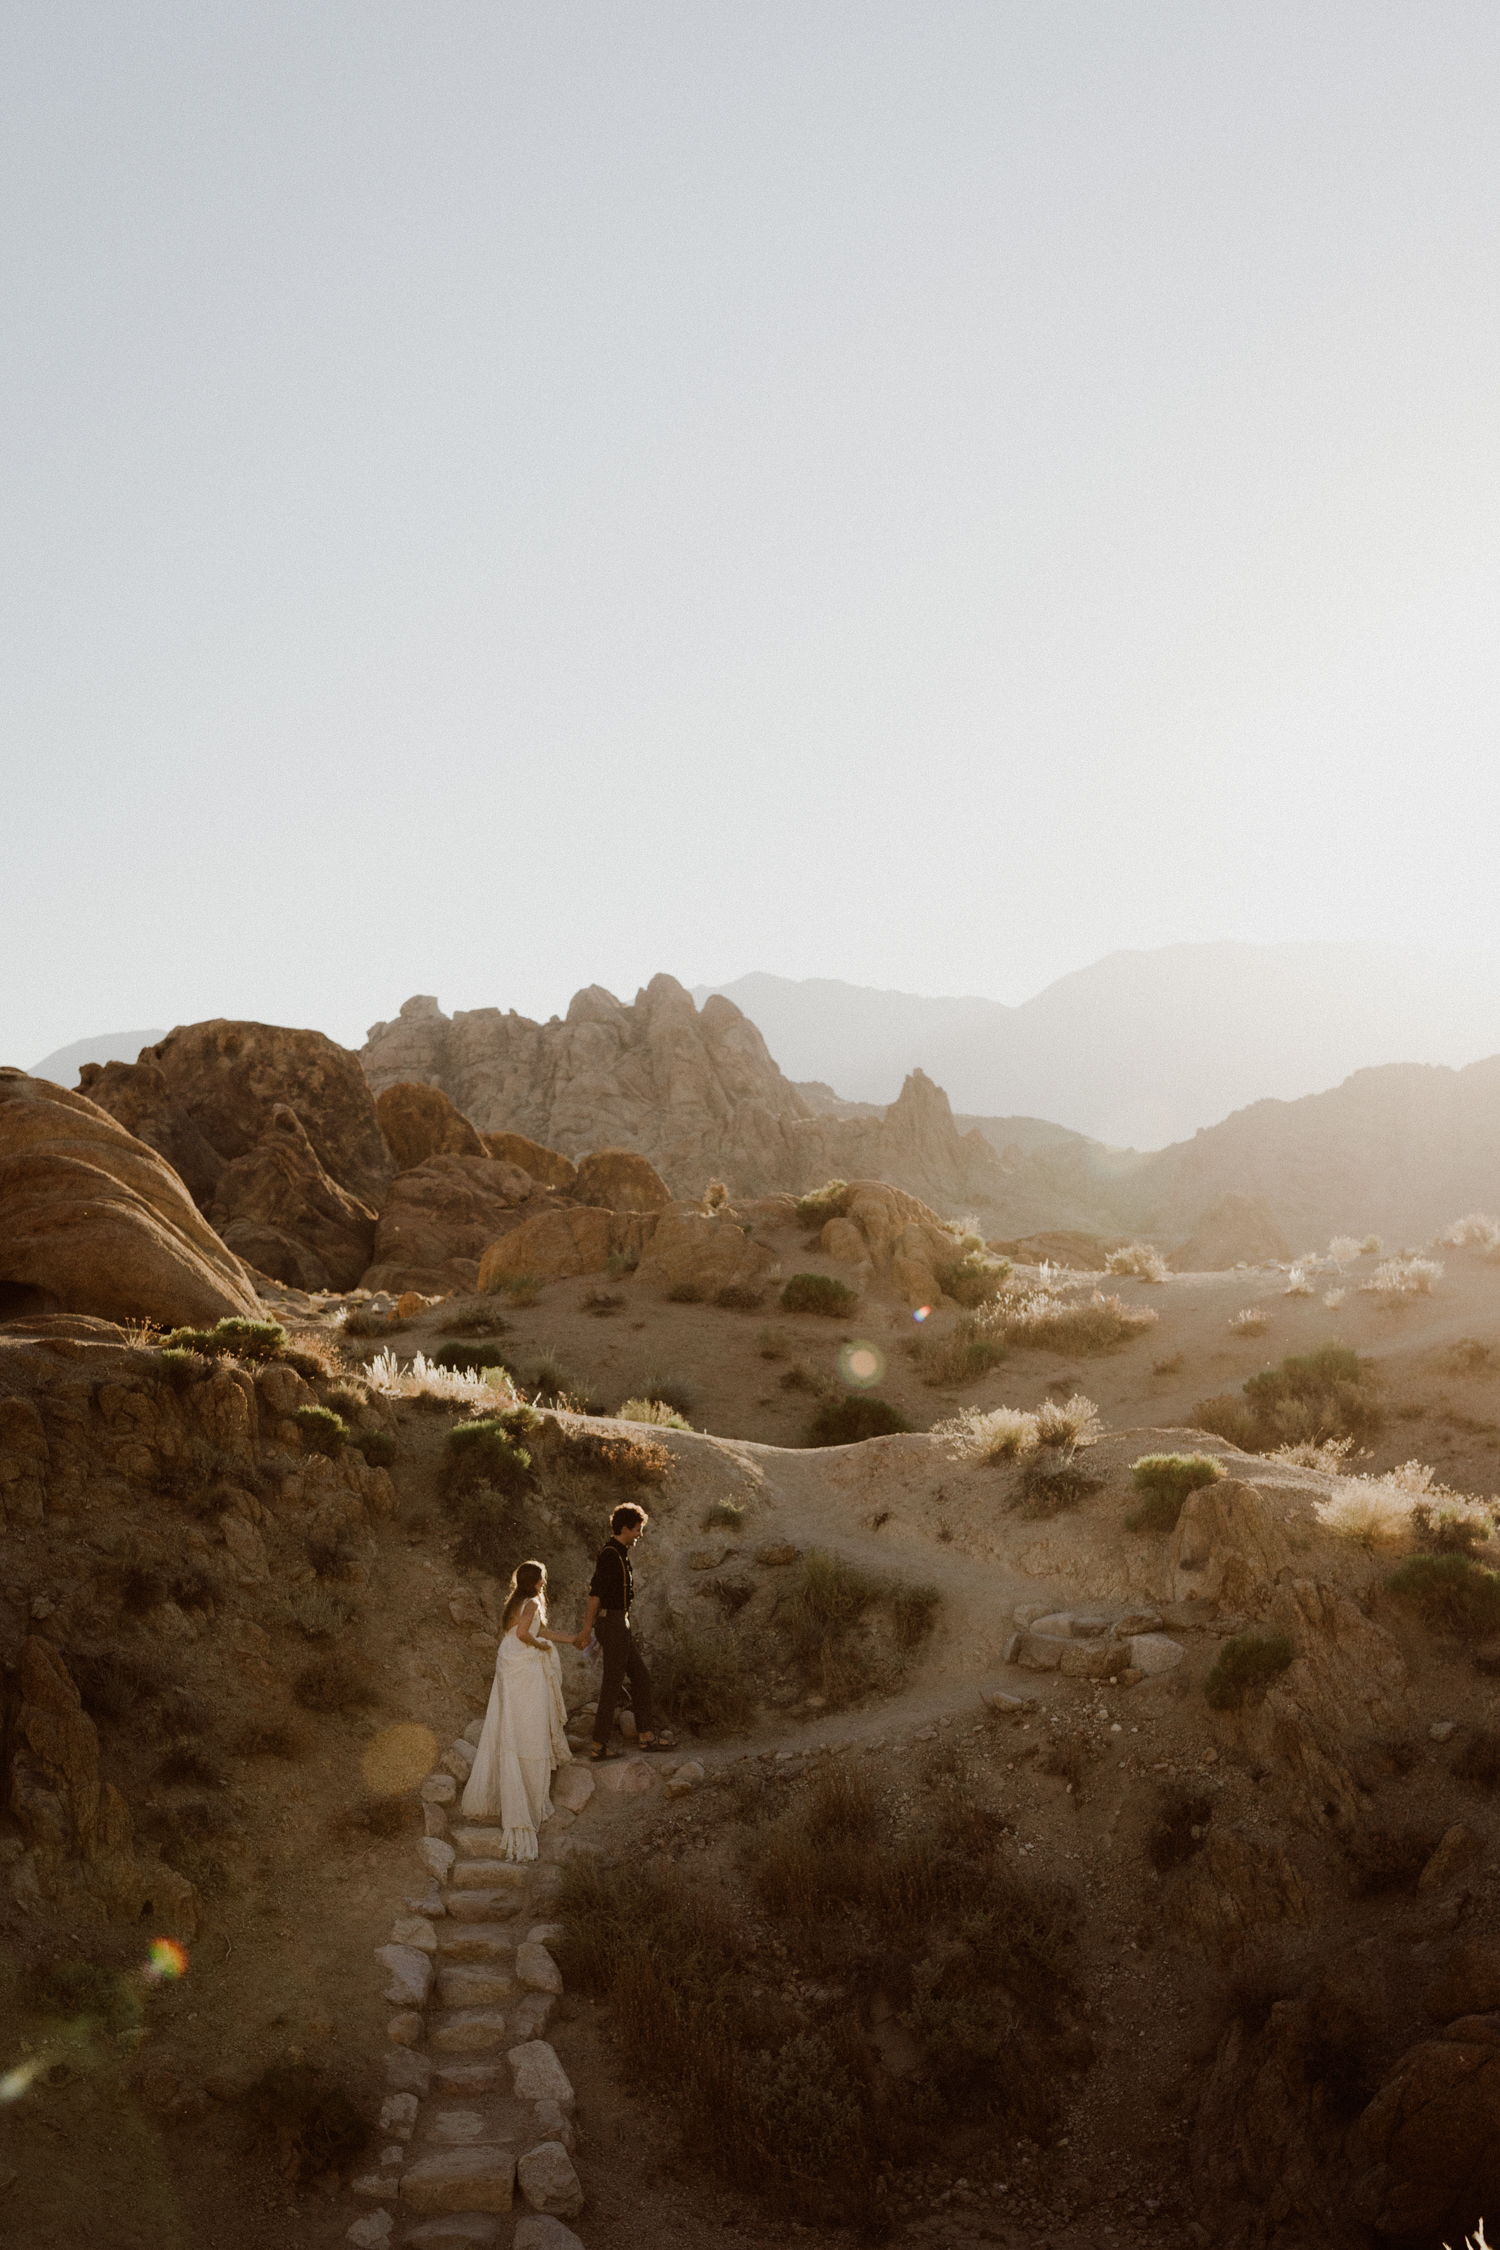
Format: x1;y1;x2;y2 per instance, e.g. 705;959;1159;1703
742;2035;864;2176
1442;1213;1500;1252
716;1283;764;1311
557;1425;671;1485
355;1426;396;1467
1229;1308;1268;1337
1105;1242;1167;1282
782;1549;927;1704
1230;1343;1381;1450
331;1795;415;1841
1323;1288;1346;1309
232;1717;312;1760
806;1395;913;1446
118;1556;168;1616
68;1643;172;1730
445;1415;534;1492
757;1326;790;1359
293;1651;378;1713
1284;1265;1314;1296
665;1279;706;1303
890;1581;941;1648
293;1405;349;1457
341;1304;401;1339
933;1404;1038;1460
1387;1553;1500;1638
1450;1337;1493;1372
940;1255;1008;1308
242;2061;369;2183
581;1288;624;1316
528;1359;601;1411
1152;1350;1185;1376
793;1180;849;1228
155;1346;209;1391
1032;1393;1102;1449
434;1341;511;1375
703;1497;746;1530
1192;1393;1259;1448
1125;1453;1223;1534
780;1361;831;1396
1411;1496;1494;1556
283;1585;359;1639
1010;1458;1103;1518
160;1317;288;1361
652;1628;756;1732
1203;1634;1294;1710
1146;1784;1214;1872
638;1370;697;1415
994;1287;1158;1356
617;1397;690;1429
780;1273;859;1318
24;1959;143;2037
1365;1256;1443;1304
913;1315;1010;1388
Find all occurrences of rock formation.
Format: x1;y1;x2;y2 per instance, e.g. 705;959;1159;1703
365;1154;540;1296
204;1104;378;1293
1169;1193;1292;1271
0;1071;262;1328
480;1132;578;1188
376;1081;487;1172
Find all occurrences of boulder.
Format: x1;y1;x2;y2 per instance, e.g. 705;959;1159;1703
507;2042;574;2110
376;1082;487;1171
1424;1935;1500;2021
512;2219;585;2250
632;1208;776;1301
1167;1822;1312;1959
405;2219;503;2247
138;1018;394;1210
516;2142;584;2218
378;1944;434;2009
477;1207;655;1288
207;1104;377;1292
481;1134;578;1190
1160;1479;1293;1609
820;1216;869;1268
571;1148;672;1213
76;1057;227;1204
1349;2028;1500;2247
364;1155;538;1296
0;1071;261;1328
516;1944;563;1996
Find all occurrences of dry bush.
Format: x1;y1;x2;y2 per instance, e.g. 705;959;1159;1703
1105;1242;1168;1282
996;1286;1158;1355
1152;1350;1185;1376
703;1498;746;1530
1328;1235;1364;1264
1284;1266;1314;1297
913;1315;1009;1388
780;1361;832;1397
1204;1633;1294;1709
757;1326;790;1359
1009;1458;1103;1519
780;1273;859;1317
366;1347;516;1406
1450;1337;1493;1372
557;1425;672;1486
155;1746;218;1790
807;1395;913;1445
242;2062;369;2184
618;1397;690;1430
1316;1461;1488;1549
1271;1433;1359;1473
1192;1393;1259;1449
652;1628;756;1732
1146;1783;1214;1872
1442;1213;1500;1253
716;1283;765;1311
341;1304;405;1340
1387;1553;1500;1638
1365;1256;1443;1305
1033;1393;1102;1449
437;1297;509;1337
636;1369;697;1415
940;1253;1010;1307
1229;1308;1269;1337
793;1180;850;1228
1323;1288;1347;1310
491;1274;543;1304
933;1404;1039;1461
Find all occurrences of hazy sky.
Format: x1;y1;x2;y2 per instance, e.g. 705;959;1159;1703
5;4;1500;1066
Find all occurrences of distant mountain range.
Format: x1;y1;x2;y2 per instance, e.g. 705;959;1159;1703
30;1028;167;1082
695;945;1500;1149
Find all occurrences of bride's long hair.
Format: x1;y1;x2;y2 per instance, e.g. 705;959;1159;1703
501;1560;547;1632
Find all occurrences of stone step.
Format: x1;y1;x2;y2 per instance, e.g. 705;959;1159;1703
429;2008;510;2055
420;2096;538;2149
404;2215;502;2247
451;1826;517;1857
449;1859;529;1891
437;1966;515;2009
400;2144;516;2217
441;1890;526;1922
436;1927;515;1963
433;2059;504;2096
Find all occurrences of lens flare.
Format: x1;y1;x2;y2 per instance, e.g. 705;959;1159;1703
912;1305;931;1323
145;1939;189;1982
0;2060;40;2104
838;1341;885;1388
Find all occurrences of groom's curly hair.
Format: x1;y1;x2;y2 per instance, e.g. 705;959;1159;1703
609;1505;649;1535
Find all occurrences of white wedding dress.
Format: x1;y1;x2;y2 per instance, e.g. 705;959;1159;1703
461;1602;573;1861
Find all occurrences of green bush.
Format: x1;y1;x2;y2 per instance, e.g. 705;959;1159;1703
445;1416;534;1492
1125;1453;1223;1533
156;1346;207;1391
780;1273;859;1317
293;1405;349;1457
743;2036;864;2177
1387;1552;1500;1638
651;1627;756;1732
913;1315;1009;1387
433;1341;510;1375
160;1317;287;1361
356;1427;396;1467
806;1395;913;1446
939;1254;1009;1308
1204;1633;1295;1710
793;1180;849;1228
1191;1394;1260;1448
1010;1459;1103;1519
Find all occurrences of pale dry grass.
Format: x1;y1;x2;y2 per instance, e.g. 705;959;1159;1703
1328;1235;1363;1265
618;1397;691;1430
1105;1242;1168;1282
1314;1458;1483;1547
1229;1308;1269;1337
366;1349;516;1405
1271;1434;1360;1473
1323;1288;1347;1310
1365;1256;1443;1305
935;1394;1100;1462
1284;1266;1314;1297
1442;1212;1500;1253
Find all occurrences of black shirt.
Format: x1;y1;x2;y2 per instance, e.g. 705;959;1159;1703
589;1538;633;1615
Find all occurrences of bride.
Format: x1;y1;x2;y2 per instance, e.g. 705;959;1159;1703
461;1560;576;1860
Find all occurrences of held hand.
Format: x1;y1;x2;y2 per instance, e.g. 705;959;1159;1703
573;1631;591;1650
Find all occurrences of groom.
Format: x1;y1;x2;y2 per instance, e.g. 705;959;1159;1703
579;1504;675;1759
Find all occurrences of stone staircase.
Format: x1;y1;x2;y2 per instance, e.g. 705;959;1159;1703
344;1723;604;2250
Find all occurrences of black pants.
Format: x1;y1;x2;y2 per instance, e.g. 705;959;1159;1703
593;1611;655;1747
